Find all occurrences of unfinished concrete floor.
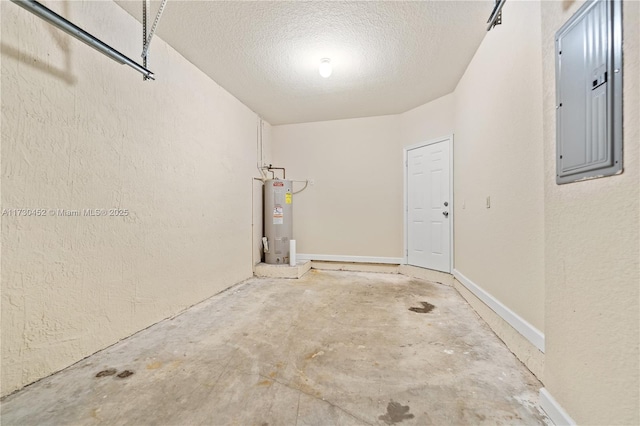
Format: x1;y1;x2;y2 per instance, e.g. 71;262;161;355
1;270;549;425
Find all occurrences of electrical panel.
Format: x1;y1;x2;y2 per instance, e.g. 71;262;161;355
555;0;622;184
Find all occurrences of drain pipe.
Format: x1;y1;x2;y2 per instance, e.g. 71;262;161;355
256;118;269;181
11;0;155;80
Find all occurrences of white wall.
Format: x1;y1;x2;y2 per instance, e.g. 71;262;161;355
1;0;263;396
401;94;455;147
452;1;545;334
540;1;639;424
272;115;402;259
271;95;455;261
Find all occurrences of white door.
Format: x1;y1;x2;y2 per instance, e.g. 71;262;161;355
407;140;451;272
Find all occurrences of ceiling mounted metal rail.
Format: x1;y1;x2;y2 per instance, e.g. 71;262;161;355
142;0;149;79
487;0;506;31
11;0;155;80
142;0;168;60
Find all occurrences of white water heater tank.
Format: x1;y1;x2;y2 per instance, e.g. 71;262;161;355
264;179;293;264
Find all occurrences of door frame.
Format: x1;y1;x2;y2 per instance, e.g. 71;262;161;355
403;135;454;273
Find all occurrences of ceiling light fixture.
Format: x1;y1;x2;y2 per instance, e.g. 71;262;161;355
319;58;332;78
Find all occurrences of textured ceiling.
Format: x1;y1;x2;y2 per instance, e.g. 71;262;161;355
116;1;491;125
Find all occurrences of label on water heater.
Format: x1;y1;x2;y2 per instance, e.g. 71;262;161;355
285;193;292;204
273;182;284;187
273;206;283;224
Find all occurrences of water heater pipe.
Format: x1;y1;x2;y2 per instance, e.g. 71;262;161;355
292;180;309;195
267;165;286;179
289;240;296;266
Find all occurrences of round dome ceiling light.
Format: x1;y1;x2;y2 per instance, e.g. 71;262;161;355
319;58;332;78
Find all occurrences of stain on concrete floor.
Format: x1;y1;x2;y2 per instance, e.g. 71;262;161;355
116;370;134;379
408;301;435;313
95;369;117;378
379;400;415;424
1;270;550;425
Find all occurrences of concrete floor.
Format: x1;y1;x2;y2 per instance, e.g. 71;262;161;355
1;270;550;425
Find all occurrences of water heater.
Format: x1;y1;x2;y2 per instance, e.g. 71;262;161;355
264;179;293;264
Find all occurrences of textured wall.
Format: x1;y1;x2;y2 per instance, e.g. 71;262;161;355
1;0;261;396
541;1;640;424
452;0;545;332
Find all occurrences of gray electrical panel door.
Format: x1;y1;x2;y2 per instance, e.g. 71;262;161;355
555;0;622;184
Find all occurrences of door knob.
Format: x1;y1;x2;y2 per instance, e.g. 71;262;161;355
443;211;449;217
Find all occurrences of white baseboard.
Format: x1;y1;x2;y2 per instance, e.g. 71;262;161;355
453;269;545;353
539;388;576;425
398;264;454;286
296;254;403;265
